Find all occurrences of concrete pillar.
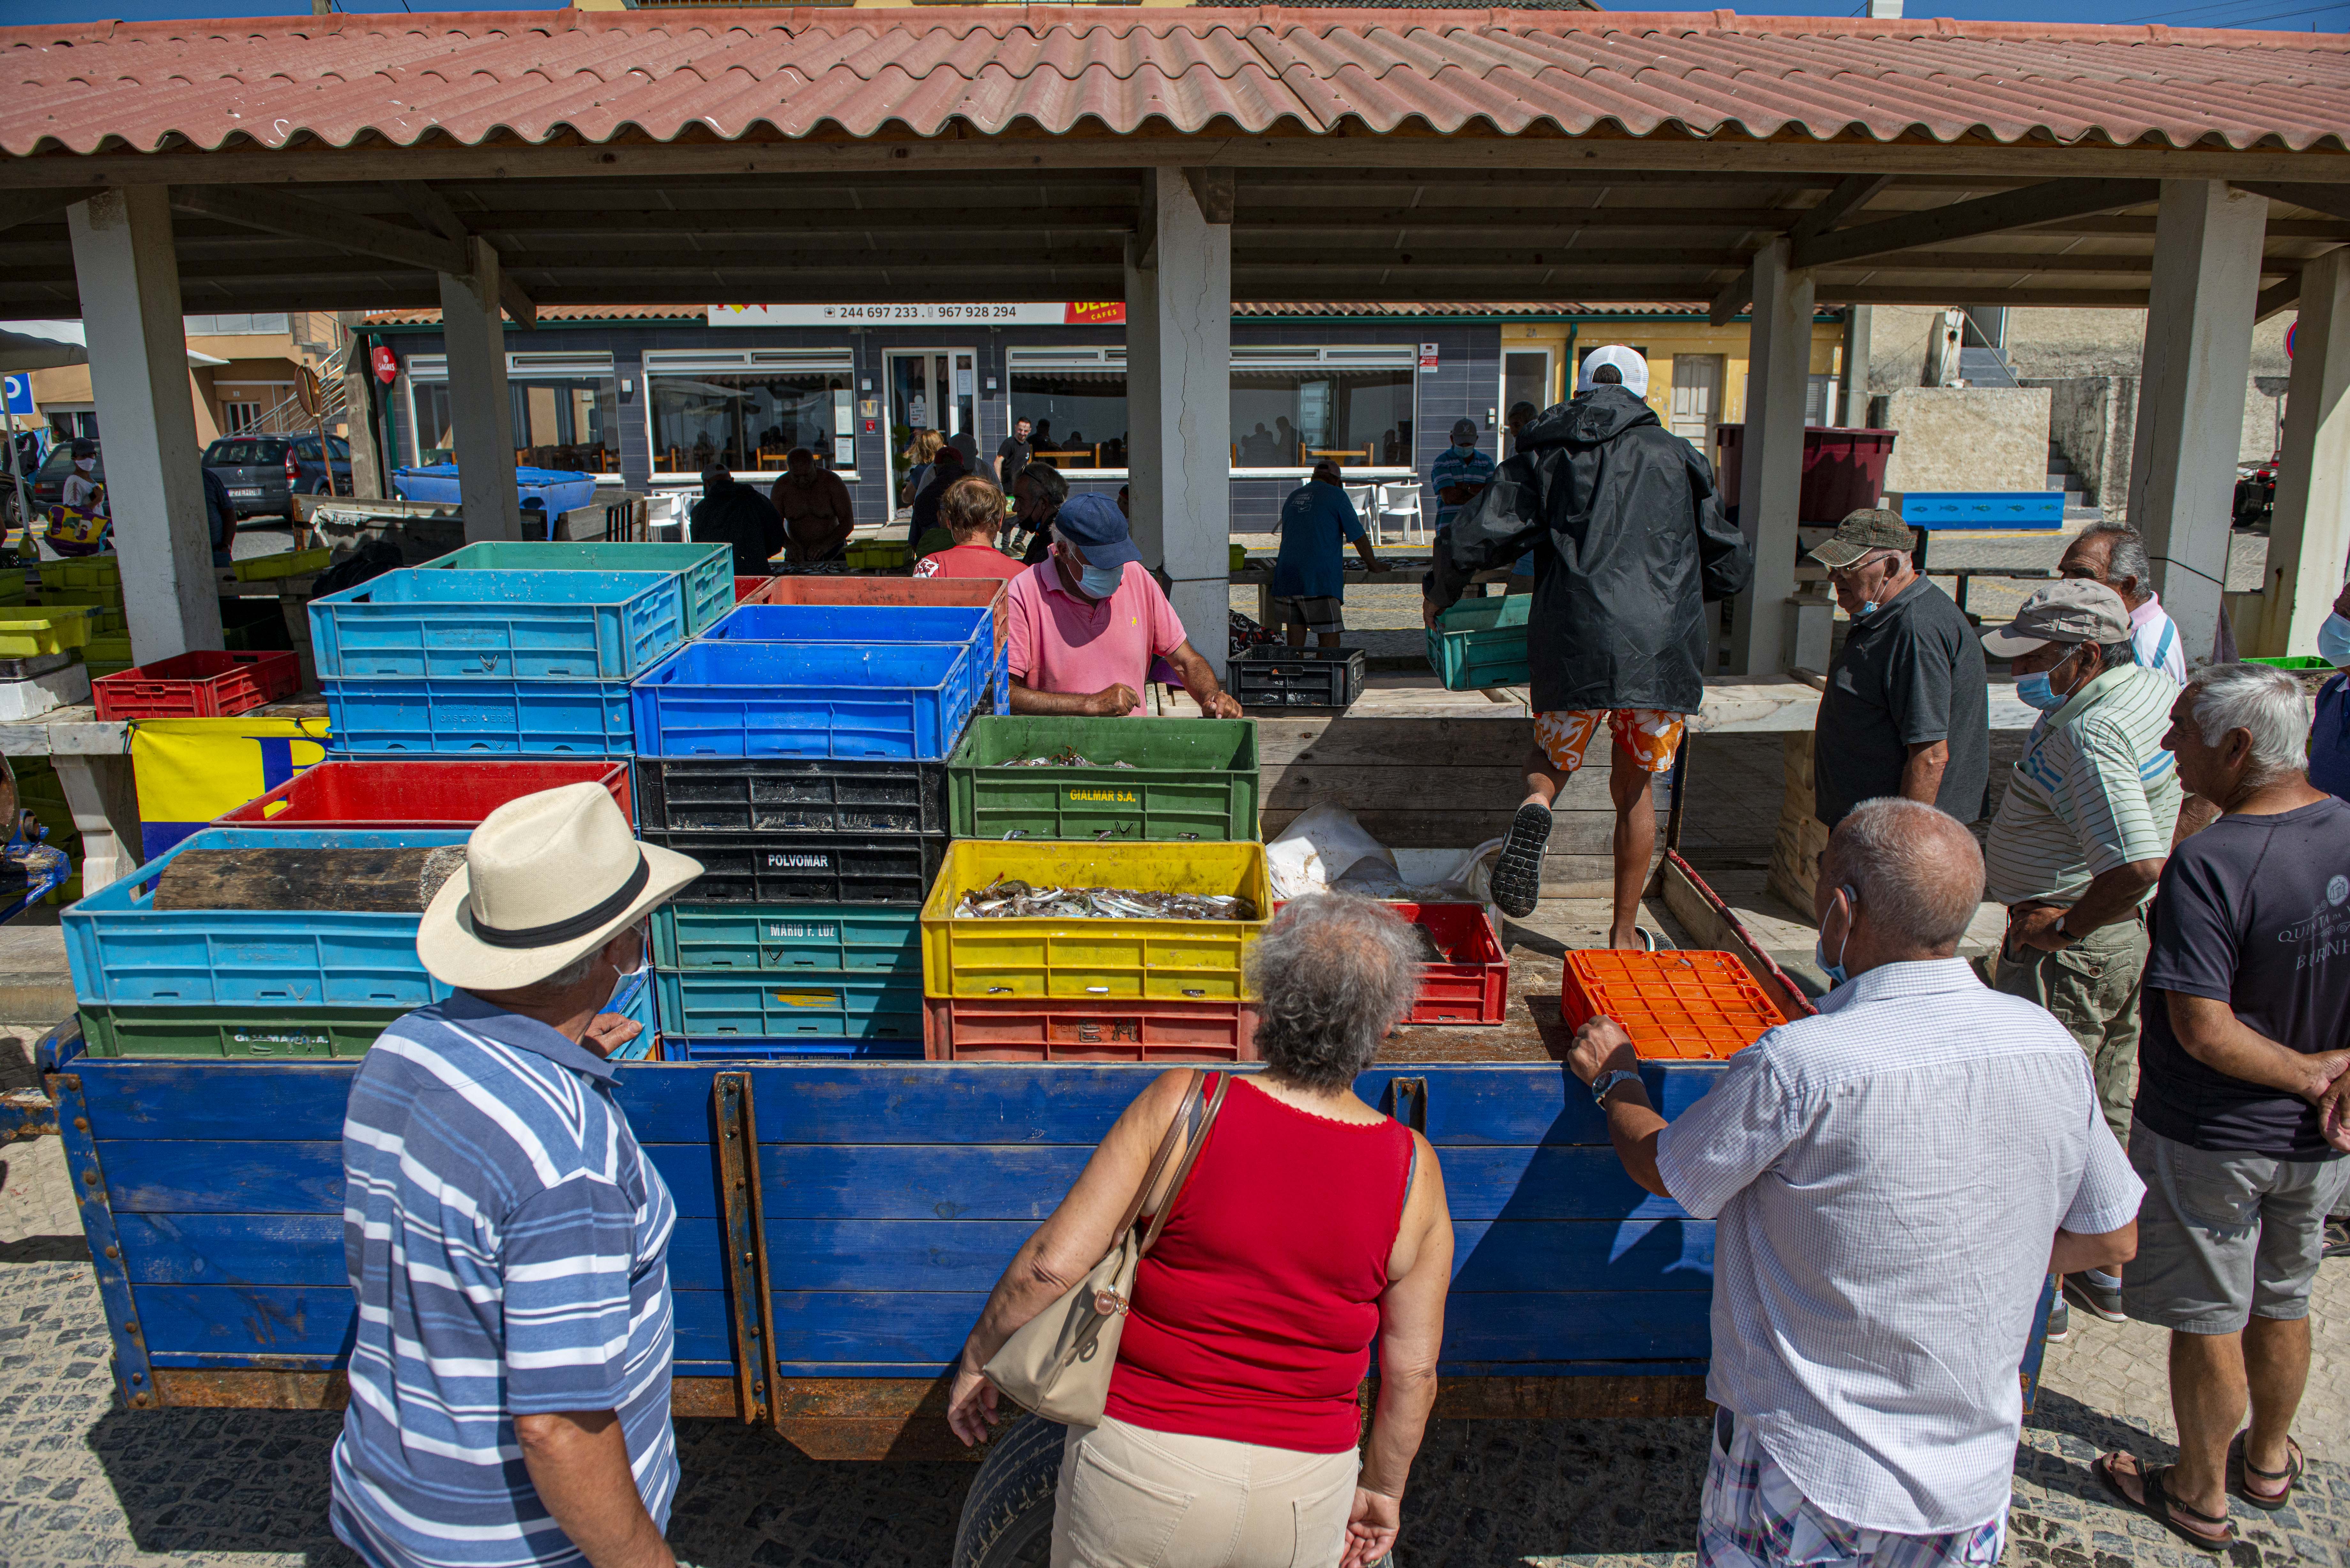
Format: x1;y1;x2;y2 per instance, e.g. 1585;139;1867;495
1841;305;1874;427
1121;169;1232;680
65;188;224;661
2127;180;2266;664
2257;247;2350;655
1726;238;1815;675
438;239;522;542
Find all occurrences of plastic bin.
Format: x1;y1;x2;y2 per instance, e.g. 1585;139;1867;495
634;757;945;836
654;969;924;1042
62;827;472;1010
920;840;1271;1000
643;829;945;905
1715;426;1898;523
1891;491;2065;530
422;540;734;636
1232;646;1366;709
92;650;299;721
0;606;99;657
309;567;688;681
1428;595;1531;690
53;555;120;588
924;994;1260;1062
2247;655;2334;670
1561;949;1785;1061
651;902;921;976
233;546;332;582
35;585;123;607
76;976;655;1059
1391;902;1509;1026
661;1036;922;1062
946;716;1259;842
218;758;633;828
392;464;599;517
707;601;1006;715
738;575;1010;657
323;676;636;755
630;640;982;761
735;576;772;603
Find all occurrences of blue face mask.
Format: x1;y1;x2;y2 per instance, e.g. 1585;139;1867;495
1059;544;1123;599
1813;884;1856;988
1857;601;1880;618
2318;610;2350;669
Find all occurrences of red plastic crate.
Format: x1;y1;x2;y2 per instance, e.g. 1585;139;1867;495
734;575;771;603
216;758;633;829
1561;949;1786;1061
1275;900;1508;1026
923;995;1260;1062
92;650;300;721
741;575;1010;654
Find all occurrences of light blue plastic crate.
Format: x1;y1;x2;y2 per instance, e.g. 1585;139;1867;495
1893;491;2066;530
661;1036;924;1061
653;969;926;1042
423;541;734;637
308;567;688;681
324;677;635;755
650;902;921;976
631;640;982;761
391;464;599;517
706;603;1008;717
63;828;471;1009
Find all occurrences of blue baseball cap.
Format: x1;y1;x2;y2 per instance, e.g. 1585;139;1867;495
1052;491;1139;569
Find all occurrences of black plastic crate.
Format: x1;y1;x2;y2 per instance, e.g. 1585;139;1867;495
635;757;946;836
642;829;946;905
1231;646;1366;709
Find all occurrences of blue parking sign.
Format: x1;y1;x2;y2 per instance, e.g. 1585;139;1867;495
2;374;31;416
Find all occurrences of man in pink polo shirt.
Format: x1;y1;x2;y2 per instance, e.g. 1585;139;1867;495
1006;492;1243;718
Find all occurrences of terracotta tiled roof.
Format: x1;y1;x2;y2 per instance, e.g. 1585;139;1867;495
6;9;2348;159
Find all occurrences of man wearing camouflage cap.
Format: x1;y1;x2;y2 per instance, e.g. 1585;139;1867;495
1810;508;1989;834
1982;579;2184;1328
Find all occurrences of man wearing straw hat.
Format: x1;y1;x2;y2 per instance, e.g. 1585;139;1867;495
331;784;702;1568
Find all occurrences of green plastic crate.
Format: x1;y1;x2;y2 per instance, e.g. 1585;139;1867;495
651;902;921;976
79;1003;400;1059
2246;655;2333;671
424;540;734;636
37;584;124;607
945;716;1260;841
1428;594;1532;690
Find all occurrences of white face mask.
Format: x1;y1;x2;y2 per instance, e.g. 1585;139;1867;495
74;459;94;474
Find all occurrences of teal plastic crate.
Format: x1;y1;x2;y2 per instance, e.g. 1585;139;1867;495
650;903;921;977
653;969;925;1041
422;541;734;637
309;567;688;680
1428;594;1532;690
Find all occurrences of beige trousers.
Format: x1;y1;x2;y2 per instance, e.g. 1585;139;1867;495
1049;1416;1360;1568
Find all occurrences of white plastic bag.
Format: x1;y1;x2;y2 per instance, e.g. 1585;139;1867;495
1264;804;1397;900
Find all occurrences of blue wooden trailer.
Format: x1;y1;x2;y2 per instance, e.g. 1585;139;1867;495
28;853;2055;1564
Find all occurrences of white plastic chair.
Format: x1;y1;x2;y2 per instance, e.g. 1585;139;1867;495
1377;482;1424;545
1343;484;1376;537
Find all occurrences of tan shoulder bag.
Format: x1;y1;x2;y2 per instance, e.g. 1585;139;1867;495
982;1069;1231;1428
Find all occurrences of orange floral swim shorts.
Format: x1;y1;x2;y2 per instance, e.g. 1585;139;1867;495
1534;708;1687;775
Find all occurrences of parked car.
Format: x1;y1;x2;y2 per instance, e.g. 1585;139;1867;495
202;433;352;523
2234;451;2278;530
2;433;50;526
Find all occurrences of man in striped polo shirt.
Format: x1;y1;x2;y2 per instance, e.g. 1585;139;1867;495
332;784;702;1568
1982;581;2182;1328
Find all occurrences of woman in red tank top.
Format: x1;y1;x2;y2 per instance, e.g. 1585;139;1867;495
949;895;1455;1568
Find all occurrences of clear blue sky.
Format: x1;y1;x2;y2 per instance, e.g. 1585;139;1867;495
0;0;2341;31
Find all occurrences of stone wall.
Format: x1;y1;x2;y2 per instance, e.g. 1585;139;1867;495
1876;386;2052;494
2023;375;2137;513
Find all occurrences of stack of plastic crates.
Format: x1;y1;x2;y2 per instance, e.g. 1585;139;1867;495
631;600;1000;1060
33;554;127;673
923;716;1269;1061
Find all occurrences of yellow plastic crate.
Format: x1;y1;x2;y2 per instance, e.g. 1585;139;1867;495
920;840;1271;1001
85;633;132;665
0;577;23;607
55;555;120;587
234;546;331;581
0;607;99;657
36;584;123;608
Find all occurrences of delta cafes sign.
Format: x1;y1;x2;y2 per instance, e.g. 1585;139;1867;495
710;303;1126;327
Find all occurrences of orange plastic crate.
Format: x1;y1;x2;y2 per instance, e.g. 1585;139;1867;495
1560;950;1785;1061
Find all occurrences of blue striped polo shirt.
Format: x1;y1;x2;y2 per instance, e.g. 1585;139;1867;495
331;992;678;1568
1429;444;1495;532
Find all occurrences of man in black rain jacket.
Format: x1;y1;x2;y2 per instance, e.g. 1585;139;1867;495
1422;349;1752;935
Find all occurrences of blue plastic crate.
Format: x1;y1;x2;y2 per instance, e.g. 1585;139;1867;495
653;969;926;1041
706;604;1008;717
631;640;982;761
650;902;921;976
392;464;600;517
1893;491;2066;530
63;828;471;1009
309;567;688;681
324;677;635;755
423;541;735;637
660;1036;924;1061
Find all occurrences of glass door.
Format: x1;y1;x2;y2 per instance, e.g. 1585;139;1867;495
1501;350;1552;455
885;349;975;515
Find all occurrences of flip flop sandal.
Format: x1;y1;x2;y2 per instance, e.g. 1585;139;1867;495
2230;1434;2303;1511
1490;803;1552;920
2094;1455;2234;1551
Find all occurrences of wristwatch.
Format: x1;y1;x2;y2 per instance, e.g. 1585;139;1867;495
1590;1068;1644;1107
2053;912;2079;946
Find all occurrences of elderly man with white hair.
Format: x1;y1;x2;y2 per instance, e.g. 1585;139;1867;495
1567;796;2141;1568
2093;664;2350;1553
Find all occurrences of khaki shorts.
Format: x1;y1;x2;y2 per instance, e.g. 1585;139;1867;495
1051;1415;1358;1568
2122;1124;2350;1335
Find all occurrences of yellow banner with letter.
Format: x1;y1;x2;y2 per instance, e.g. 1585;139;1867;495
129;715;332;862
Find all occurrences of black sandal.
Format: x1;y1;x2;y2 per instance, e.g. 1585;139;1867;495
2094;1453;2234;1551
1490;802;1552;919
2231;1434;2303;1511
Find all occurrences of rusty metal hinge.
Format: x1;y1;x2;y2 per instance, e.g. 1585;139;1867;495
713;1072;782;1433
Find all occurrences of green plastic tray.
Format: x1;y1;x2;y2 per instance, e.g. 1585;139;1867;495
945;716;1259;842
79;1004;400;1059
2245;655;2333;671
1427;594;1532;691
424;540;734;636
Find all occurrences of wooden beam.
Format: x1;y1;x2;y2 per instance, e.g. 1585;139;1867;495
1785;173;1894;248
2236;181;2350;225
2255;268;2305;323
1791;178;2161;270
1708;257;1757;327
169;186;465;275
1183;165;1237;225
388;179;536;329
0;186;101;236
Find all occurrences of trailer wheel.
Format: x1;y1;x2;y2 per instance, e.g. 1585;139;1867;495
953;1413;1066;1568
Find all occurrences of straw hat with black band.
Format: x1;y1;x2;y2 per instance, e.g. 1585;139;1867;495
419;783;702;993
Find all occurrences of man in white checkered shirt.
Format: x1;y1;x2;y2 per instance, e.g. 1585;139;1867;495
1567;798;2144;1568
